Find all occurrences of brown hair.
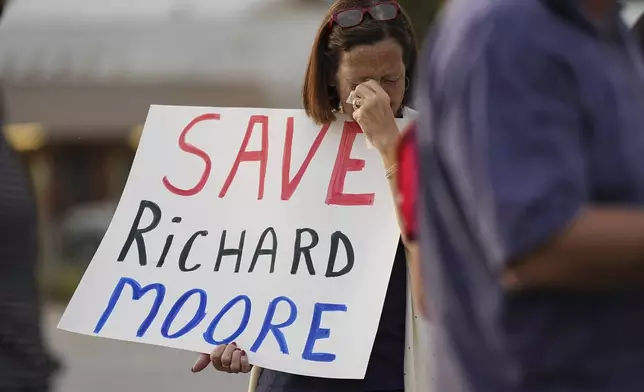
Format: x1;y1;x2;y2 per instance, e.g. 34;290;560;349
303;0;418;124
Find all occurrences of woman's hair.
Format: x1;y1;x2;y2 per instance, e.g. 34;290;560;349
303;0;418;124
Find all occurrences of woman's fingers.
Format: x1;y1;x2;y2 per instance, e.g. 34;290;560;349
210;344;229;371
218;342;238;370
196;344;251;374
240;350;252;373
353;82;390;113
192;343;254;375
363;79;388;97
230;348;243;373
353;83;377;100
191;353;211;373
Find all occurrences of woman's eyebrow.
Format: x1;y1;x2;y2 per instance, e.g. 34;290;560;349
345;76;369;83
381;70;404;79
346;72;403;83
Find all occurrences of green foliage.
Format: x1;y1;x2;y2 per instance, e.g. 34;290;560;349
399;0;444;43
40;263;85;303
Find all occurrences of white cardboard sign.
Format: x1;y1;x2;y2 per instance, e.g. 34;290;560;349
58;105;410;379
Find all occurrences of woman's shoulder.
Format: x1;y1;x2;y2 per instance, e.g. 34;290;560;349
403;107;418;119
398;107;417;135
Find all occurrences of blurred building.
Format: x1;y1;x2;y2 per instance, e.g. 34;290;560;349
4;0;641;268
0;0;326;266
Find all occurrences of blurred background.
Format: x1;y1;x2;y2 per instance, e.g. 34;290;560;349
0;0;642;391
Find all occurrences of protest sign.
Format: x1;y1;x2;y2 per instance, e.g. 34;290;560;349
58;105;411;379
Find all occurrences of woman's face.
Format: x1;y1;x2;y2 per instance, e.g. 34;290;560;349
334;38;406;117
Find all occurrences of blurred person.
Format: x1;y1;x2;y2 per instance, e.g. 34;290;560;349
0;94;61;388
0;3;61;391
191;1;431;392
394;122;427;319
414;0;644;390
0;15;60;392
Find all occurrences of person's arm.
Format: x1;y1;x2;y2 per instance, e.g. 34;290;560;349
452;31;644;292
380;140;411;246
393;123;429;316
504;208;644;291
351;80;414;247
350;80;426;316
378;123;428;316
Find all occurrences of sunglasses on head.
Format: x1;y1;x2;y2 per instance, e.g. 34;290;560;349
329;1;400;29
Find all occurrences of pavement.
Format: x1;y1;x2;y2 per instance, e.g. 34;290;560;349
44;305;250;392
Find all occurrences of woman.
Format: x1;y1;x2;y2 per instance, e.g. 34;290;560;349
192;1;430;391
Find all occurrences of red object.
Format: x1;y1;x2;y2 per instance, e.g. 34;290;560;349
397;122;418;240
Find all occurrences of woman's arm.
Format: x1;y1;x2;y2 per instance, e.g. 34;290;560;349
350;80;428;316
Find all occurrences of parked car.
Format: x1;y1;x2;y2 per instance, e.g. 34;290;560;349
59;201;117;265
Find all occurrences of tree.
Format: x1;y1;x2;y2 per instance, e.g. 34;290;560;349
399;0;444;44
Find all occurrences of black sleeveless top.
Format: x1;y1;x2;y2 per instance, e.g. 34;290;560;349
256;240;407;392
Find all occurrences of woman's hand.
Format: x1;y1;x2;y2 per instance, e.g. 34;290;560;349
351;79;400;158
191;343;252;374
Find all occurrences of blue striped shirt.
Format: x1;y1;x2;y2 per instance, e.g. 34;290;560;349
416;0;644;391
